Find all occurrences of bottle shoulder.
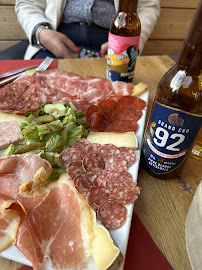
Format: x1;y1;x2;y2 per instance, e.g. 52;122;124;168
156;65;202;114
110;12;141;36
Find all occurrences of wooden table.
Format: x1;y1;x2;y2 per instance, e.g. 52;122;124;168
0;55;201;270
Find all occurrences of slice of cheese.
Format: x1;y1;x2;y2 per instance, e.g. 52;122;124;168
132;82;148;97
87;132;138;149
90;209;121;270
0;112;23;123
27;68;37;76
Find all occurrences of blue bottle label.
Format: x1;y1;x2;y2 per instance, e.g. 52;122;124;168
143;102;202;174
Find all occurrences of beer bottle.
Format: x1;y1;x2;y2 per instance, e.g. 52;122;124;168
106;0;141;83
141;2;202;179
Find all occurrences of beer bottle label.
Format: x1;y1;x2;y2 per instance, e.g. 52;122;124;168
106;32;140;82
143;102;202;174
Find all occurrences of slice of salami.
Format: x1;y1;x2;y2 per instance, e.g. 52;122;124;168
109;182;140;204
87;187;110;211
89;111;110;132
133;97;147;110
66;160;85;180
97;99;118;122
83;153;105;174
71;138;91;152
106;120;139;133
74;173;93;195
97;200;127;230
117;95;136;109
59;148;84;167
0;76;41;114
83;142;102;155
112;107;142;122
98;144;117;162
114;147;136;168
92;170;111;187
105;156;128;171
85;104;100;123
117;95;146;110
107;169;135;188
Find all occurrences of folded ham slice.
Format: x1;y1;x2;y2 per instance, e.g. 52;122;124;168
0;197;25;252
0;70;134;114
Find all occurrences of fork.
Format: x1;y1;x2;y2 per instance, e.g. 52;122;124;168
0;57;54;87
15;56;54;81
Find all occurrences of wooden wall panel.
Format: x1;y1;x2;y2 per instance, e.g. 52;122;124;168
150;8;195;40
161;0;199;8
0;0;15;4
0;6;26;40
142;40;183;56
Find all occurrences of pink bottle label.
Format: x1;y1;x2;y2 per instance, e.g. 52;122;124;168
107;32;140;82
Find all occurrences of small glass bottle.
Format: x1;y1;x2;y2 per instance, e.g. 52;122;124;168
141;2;202;179
106;0;141;83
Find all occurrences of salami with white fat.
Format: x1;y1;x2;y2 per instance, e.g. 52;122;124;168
74;173;93;195
98;144;117;162
87;186;110;211
92;170;110;187
109;183;140;204
59;148;84;168
107;169;134;188
83;153;105;174
105;157;128;171
97;200;127;230
114;147;136;168
66;160;85;180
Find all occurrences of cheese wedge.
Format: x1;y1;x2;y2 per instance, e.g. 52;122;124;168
132;82;148;97
87;131;138;149
0;112;23;123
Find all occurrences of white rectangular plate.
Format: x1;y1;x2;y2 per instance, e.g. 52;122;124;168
0;90;149;269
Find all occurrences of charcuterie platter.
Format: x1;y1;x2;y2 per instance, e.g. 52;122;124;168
0;68;148;270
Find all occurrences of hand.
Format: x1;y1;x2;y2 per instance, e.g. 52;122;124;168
100;42;108;58
39;29;79;59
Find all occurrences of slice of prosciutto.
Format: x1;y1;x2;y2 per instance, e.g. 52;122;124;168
16;175;92;270
0;70;134;114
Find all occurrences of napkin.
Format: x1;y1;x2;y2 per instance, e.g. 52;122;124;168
16;213;173;270
0;59;57;75
185;181;202;270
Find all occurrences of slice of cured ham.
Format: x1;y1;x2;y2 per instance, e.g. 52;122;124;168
16;176;92;270
0;197;25;252
0;70;134;115
0;155;120;270
0;155;52;198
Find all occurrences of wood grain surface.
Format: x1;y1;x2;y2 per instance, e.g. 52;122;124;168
0;56;201;270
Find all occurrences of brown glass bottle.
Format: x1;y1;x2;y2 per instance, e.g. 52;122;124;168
106;0;141;83
141;2;202;179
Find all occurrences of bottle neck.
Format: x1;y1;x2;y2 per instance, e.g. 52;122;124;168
118;0;138;13
177;2;202;74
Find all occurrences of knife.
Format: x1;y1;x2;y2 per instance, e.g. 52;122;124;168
0;72;27;87
0;65;38;79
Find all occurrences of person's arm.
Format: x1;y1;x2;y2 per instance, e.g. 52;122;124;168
15;0;79;58
137;0;160;54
